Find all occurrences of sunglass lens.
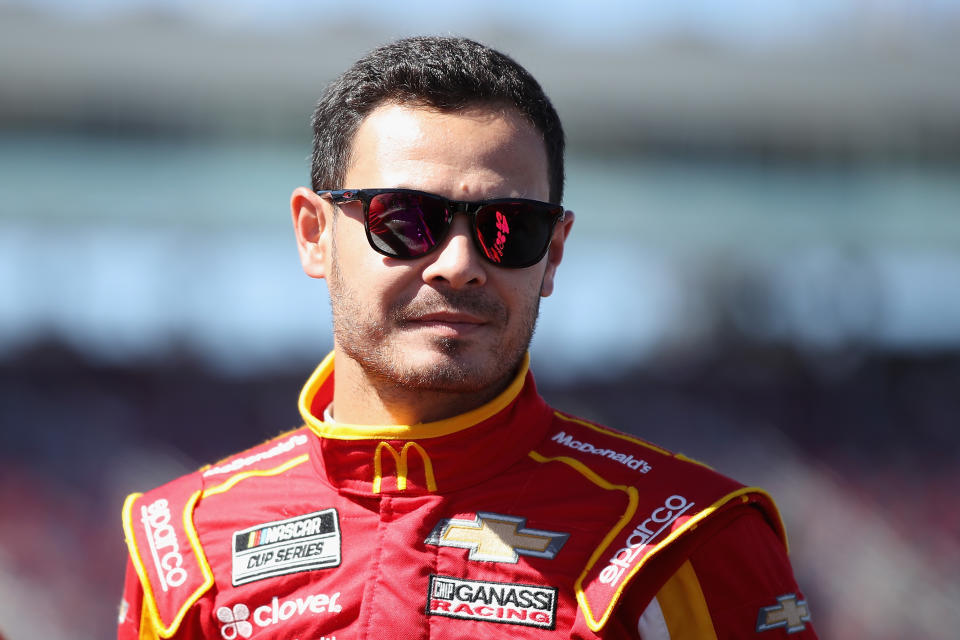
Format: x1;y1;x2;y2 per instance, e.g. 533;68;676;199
367;192;451;258
475;203;556;267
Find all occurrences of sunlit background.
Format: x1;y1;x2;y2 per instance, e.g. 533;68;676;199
2;1;959;638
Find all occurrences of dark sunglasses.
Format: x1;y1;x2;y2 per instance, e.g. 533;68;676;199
316;188;565;269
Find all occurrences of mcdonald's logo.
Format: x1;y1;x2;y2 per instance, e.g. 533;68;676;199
372;442;437;493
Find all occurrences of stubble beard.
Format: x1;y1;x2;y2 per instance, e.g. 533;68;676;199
327;243;539;396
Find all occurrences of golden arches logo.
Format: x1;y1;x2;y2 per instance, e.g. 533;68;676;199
373;442;437;493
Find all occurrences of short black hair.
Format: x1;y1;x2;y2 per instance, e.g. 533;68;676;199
310;36;565;204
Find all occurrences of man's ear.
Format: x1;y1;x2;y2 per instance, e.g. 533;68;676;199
291;187;334;279
540;210;574;298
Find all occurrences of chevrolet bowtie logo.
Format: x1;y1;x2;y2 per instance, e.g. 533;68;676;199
756;593;811;634
425;512;569;563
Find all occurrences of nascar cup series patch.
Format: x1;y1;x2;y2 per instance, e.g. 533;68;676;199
231;508;341;586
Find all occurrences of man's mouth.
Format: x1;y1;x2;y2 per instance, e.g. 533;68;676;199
414;311;486;324
406;311;488;335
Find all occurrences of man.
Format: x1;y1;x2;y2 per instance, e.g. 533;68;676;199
119;36;817;639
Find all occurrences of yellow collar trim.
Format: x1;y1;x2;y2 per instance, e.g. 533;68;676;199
299;351;530;441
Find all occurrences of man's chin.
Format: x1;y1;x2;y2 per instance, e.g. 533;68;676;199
390;347;495;393
355;340;514;395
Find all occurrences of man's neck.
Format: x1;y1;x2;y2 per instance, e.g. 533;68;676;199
329;350;512;426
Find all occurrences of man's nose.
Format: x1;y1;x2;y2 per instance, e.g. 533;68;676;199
420;215;487;289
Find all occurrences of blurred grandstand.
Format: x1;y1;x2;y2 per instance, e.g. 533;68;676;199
1;2;959;638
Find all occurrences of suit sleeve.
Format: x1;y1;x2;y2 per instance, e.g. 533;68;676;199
118;557;145;640
619;507;818;639
117;556;208;640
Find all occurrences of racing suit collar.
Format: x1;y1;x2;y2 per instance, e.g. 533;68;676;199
298;351;554;495
299;351;532;441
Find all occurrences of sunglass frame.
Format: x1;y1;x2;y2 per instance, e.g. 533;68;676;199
315;188;565;268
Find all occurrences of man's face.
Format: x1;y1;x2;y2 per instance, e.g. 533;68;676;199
299;102;572;395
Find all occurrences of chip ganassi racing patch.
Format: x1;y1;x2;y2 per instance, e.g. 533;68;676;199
426;574;558;629
231;508;341;586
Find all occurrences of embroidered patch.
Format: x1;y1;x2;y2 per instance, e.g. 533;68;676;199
550;431;652;473
424;512;568;563
217;604;253;639
756;593;811;634
204;434;308;478
216;592;341;637
231;509;341;586
426;574;558;629
140;497;190;591
598;494;695;588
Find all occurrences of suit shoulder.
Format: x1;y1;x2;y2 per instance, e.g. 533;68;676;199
536;412;790;633
198;426;311;482
121;468;209;637
119;427;311;636
539;410;732;487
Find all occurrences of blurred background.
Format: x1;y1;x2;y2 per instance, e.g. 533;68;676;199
2;0;959;637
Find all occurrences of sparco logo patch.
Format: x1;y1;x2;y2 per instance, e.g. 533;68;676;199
425;512;568;563
426;575;558;629
231;509;341;586
141;498;187;591
599;494;694;587
551;431;652;473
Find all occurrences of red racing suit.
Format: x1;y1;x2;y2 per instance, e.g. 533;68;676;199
119;353;817;639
